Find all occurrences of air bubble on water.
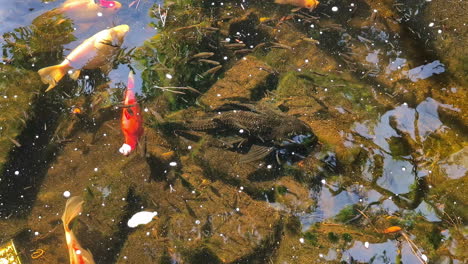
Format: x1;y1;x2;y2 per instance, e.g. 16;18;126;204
321;179;326;184
239;129;244;133
169;161;177;167
373;9;378;13
94;167;98;172
437;29;442;34
188;145;192;150
146;232;150;236
84;75;89;80
14;171;19;175
76;249;82;255
195;220;201;224
34;231;39;236
429;22;434;27
267;165;272;169
217;93;221;97
63;191;71;198
223;56;228;60
401;167;406;171
299;238;304;243
331;6;338;12
68;70;73;74
97;12;103;17
421;254;428;262
165;73;173;79
364;241;370;248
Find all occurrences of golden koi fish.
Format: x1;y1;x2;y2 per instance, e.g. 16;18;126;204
38;24;129;91
275;0;319;9
62;196;95;264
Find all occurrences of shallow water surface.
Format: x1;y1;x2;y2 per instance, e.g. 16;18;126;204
0;0;467;263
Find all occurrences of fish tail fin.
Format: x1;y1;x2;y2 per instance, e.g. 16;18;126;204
37;64;69;92
61;196;84;232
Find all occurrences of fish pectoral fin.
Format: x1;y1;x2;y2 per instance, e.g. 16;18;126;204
240;145;274;163
69;70;81;80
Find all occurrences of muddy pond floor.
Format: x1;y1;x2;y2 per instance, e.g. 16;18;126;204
0;0;467;263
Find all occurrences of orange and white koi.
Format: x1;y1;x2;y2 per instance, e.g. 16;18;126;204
62;196;95;264
37;24;129;91
60;0;122;22
274;0;319;9
119;71;144;155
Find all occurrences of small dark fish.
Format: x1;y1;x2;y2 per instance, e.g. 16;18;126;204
202;65;222;76
198;59;220;65
234;49;252;55
224;43;246;49
191;52;215;59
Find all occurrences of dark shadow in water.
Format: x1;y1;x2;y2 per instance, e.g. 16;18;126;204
0;94;63;218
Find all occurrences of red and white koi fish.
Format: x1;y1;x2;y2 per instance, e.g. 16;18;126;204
62;196;95;264
119;71;144;155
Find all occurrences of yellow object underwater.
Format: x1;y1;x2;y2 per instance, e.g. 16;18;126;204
0;240;22;264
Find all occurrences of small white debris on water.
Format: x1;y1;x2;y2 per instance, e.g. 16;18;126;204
169;161;177;167
299;238;305;243
34;231;39;236
217;93;221;97
195;220;200;225
373;9;378;13
144;107;149;112
165;73;173;79
127;211;158;228
350;3;355;7
267;165;272;169
236;207;240;212
429;22;434;27
321;179;326;184
310;24;315;28
84;75;89;80
225;38;231;42
421;254;428;262
68;70;73;74
319;253;324;258
305;59;309;63
239;129;244;133
438;29;442;34
188;145;192;150
76;249;82;255
94;167;98;172
364;241;370;248
331;6;338;12
401;167;406;171
63;191;71;198
97;12;103;17
146;232;150;236
14;171;19;175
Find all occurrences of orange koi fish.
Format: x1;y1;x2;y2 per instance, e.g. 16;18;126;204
62;196;95;264
119;71;144;155
274;0;319;9
37;24;129;91
60;0;122;22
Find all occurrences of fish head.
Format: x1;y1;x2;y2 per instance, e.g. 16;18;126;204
104;0;122;10
111;24;130;44
304;0;319;10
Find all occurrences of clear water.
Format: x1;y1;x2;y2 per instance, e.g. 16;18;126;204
0;0;466;263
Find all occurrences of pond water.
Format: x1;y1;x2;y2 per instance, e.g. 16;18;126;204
0;0;467;263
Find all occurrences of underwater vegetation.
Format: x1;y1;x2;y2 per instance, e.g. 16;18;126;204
0;0;466;263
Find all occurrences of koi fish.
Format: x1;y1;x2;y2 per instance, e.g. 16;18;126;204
60;0;122;21
62;196;95;264
119;71;144;155
37;24;129;91
274;0;319;9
